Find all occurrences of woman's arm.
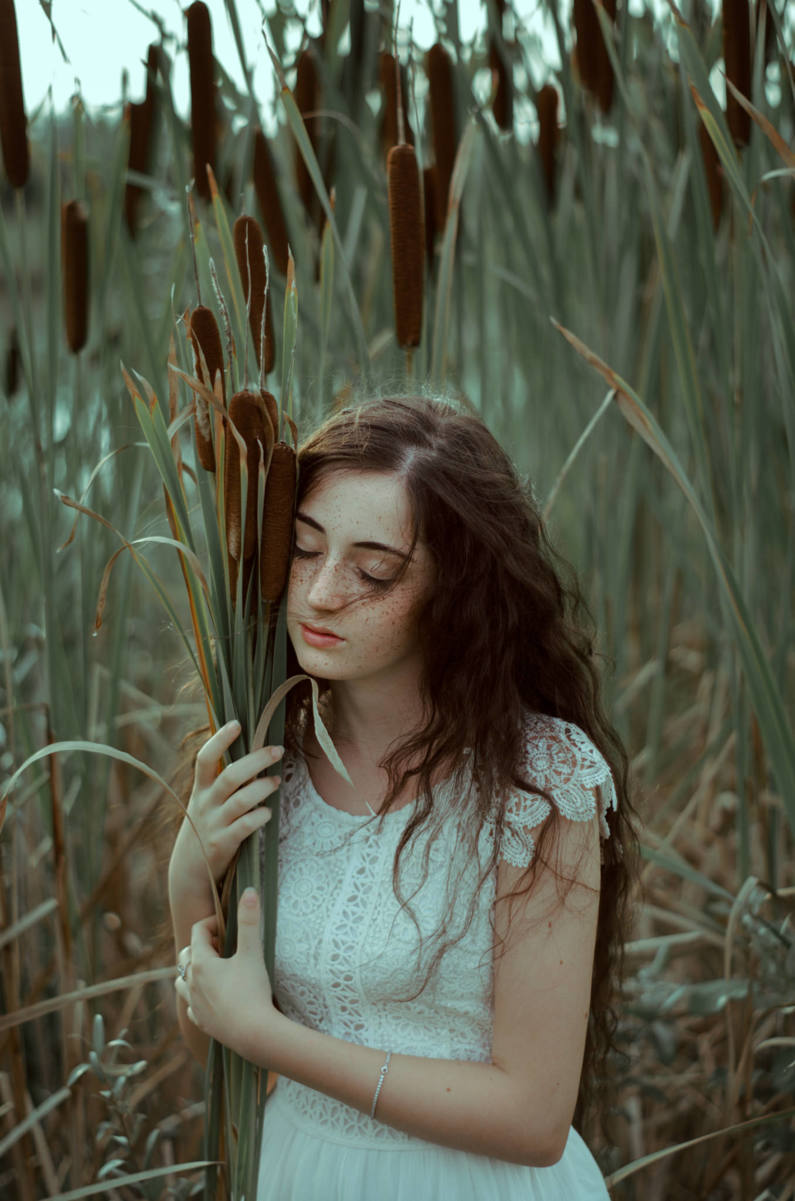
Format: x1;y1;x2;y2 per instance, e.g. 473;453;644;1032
182;806;601;1167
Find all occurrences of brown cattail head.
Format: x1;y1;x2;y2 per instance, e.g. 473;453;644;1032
187;1;216;200
224;390;273;567
262;389;280;441
596;0;616;114
573;0;615;113
0;0;29;189
699;122;724;231
189;305;225;471
723;0;751;148
124;97;155;237
260;439;297;604
426;43;457;230
536;84;559;208
387;144;424;349
379;52;413;158
573;0;600;96
62;201;89;354
233;214;274;375
5;325;20;396
253;129;289;277
294;48;320;218
489;39;513;131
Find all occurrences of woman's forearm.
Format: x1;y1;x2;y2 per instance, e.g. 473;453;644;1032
246;1010;565;1167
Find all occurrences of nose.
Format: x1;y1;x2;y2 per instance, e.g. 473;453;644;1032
305;557;348;610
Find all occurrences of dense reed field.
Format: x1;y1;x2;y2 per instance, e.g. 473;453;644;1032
1;0;793;1197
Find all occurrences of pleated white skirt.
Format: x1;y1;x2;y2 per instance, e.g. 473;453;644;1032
257;1086;610;1201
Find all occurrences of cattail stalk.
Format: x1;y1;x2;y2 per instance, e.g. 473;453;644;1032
224;391;273;578
234;215;274;375
387;144;424;349
260;440;297;603
536;84;559;208
423;165;437;265
253;129;289;277
61;201;89;354
187;1;216;200
426;43;457;230
189;305;225;471
0;0;28;189
723;0;751;147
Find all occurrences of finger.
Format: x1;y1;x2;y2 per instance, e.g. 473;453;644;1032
191;916;218;955
229;802;275;844
175;975;190;1002
214;746;284;800
194;720;242;787
236;887;262;956
187;1005;198;1025
224;775;280;820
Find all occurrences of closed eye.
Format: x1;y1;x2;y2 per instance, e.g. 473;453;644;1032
292;546;395;589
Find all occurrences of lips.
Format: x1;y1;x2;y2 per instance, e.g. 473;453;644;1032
299;623;344;648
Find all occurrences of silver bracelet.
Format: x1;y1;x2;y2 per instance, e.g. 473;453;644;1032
369;1050;392;1120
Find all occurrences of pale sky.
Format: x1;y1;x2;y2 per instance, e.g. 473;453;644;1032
16;0;558;116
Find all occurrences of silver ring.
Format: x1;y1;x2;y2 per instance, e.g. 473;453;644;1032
177;962;187;981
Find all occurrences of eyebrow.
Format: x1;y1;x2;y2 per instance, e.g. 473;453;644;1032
296;511;411;561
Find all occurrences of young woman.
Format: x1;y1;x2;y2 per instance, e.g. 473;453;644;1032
169;395;636;1199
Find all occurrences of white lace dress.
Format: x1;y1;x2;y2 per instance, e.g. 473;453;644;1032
257;713;617;1200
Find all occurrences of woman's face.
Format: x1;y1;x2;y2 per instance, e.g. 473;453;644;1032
286;471;434;689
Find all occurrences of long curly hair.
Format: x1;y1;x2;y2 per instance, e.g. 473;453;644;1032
284;394;638;1133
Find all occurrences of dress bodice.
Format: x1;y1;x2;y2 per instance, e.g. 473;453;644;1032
271;713;617;1148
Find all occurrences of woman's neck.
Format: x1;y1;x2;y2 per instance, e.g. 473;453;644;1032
326;673;426;763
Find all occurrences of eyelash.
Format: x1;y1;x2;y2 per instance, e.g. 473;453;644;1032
292;546;394;590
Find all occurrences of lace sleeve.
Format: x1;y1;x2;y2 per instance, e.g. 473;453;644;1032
497;714;618;869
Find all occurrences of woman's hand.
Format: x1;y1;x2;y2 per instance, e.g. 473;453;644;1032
169;719;284;908
175;888;282;1062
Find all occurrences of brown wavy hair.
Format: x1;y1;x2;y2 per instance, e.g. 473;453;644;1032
285;394;638;1134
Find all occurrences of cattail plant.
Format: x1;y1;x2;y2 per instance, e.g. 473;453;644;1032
573;0;616;114
426;43;457;230
489;39;513;132
189;305;225;471
5;325;20;396
294;47;320;220
379;51;413;158
123;46;157;237
187;0;216;200
536;84;559;208
0;0;29;189
253;129;290;277
234;214;274;375
387;143;424;349
223;390;274;604
260;437;297;603
423;164;437;264
723;0;751;147
61;201;89;354
699;122;724;230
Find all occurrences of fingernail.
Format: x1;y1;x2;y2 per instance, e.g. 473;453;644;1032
242;887;258;906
